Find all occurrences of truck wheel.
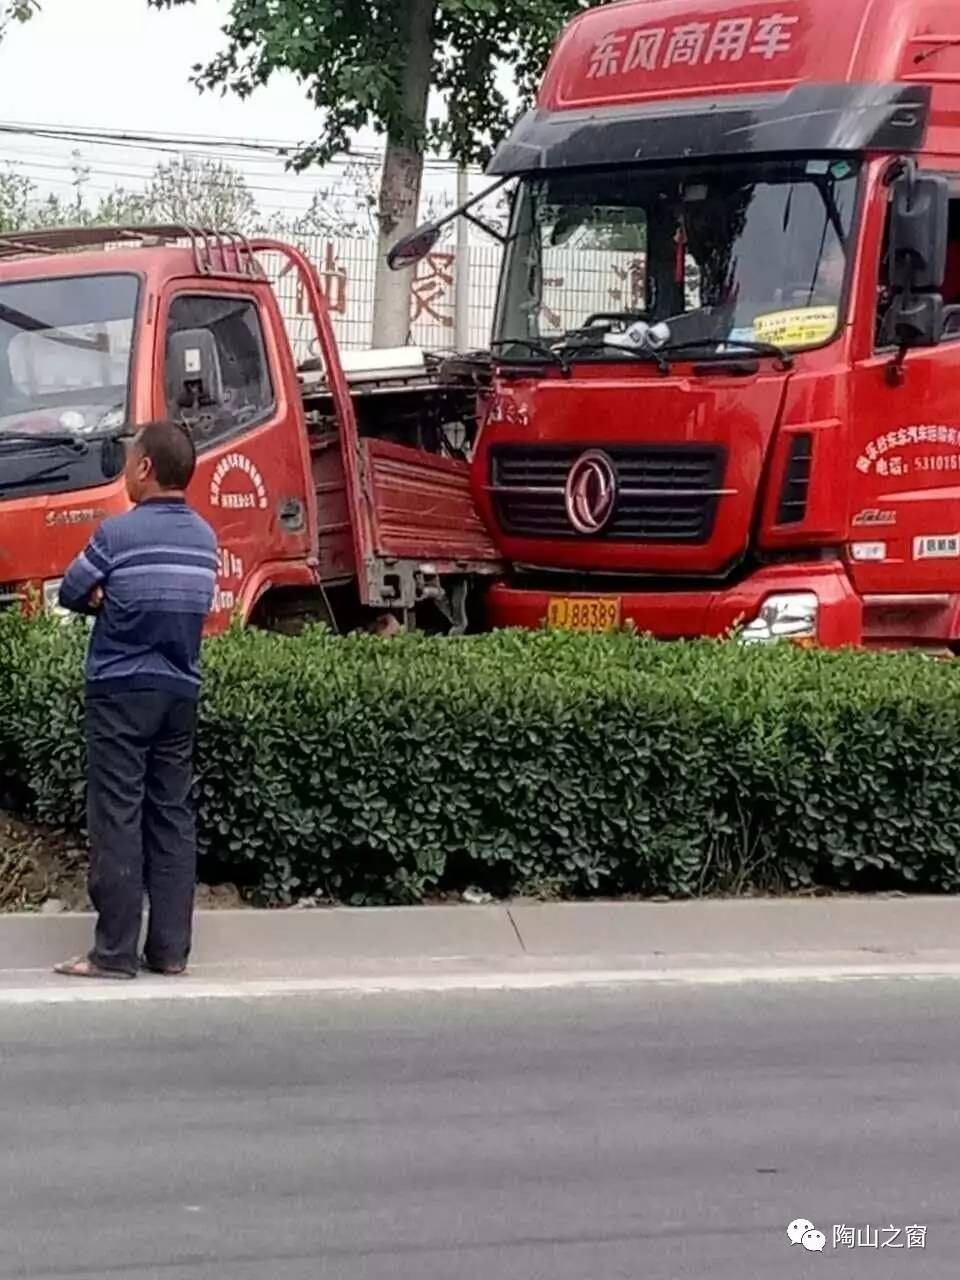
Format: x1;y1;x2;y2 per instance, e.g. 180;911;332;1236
253;589;335;637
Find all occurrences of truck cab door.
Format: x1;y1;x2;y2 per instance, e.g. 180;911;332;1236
849;173;960;641
155;284;313;630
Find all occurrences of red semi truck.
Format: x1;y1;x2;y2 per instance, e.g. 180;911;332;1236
395;0;960;649
0;228;500;634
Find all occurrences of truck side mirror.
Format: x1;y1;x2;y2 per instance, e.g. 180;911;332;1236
166;328;224;412
885;292;944;349
888;171;949;292
387;224;442;271
100;437;127;480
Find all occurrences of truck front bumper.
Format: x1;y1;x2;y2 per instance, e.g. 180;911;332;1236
486;561;864;647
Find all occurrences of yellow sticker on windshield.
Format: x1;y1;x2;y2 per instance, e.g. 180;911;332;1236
753;306;839;349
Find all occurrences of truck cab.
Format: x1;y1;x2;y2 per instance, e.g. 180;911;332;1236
403;0;960;648
0;227;500;633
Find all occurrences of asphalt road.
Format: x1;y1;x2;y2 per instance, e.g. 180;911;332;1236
2;980;959;1279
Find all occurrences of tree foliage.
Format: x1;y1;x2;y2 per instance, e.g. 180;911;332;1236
145;156;259;230
0;0;39;40
269;161;381;240
0;166;33;232
0;155;260;233
268;160;458;241
146;0;604;169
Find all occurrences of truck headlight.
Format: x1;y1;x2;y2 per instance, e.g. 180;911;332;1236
740;592;819;646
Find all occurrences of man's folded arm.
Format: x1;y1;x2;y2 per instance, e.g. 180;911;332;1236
59;529;112;615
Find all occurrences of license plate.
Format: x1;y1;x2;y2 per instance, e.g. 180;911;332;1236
547;596;622;632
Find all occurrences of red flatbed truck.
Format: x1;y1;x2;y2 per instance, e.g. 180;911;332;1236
395;0;960;649
0;226;501;634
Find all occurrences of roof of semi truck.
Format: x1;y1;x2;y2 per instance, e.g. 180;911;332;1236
488;0;960;172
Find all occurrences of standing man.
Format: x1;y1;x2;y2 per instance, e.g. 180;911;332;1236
55;421;217;980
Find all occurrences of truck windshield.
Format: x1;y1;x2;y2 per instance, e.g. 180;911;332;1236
495;157;861;358
0;273;139;438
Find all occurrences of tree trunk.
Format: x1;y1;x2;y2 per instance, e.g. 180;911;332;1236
371;0;436;349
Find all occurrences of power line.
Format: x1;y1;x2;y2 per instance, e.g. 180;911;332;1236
0;120;484;174
3;118;344;152
0;126;377;168
0;143;385;187
0;152;373;201
0;149;375;187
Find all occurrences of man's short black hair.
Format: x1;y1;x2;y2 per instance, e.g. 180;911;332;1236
135;420;197;490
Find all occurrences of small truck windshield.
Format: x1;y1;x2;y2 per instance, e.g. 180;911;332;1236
0;273;139;437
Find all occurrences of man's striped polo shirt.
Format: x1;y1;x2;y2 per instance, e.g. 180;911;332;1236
59;497;218;700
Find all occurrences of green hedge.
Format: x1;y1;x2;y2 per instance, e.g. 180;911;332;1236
1;608;959;904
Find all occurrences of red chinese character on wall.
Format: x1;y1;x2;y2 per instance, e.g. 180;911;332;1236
318;242;349;315
609;259;646;310
540;277;565;330
279;242;349;318
411;251;455;327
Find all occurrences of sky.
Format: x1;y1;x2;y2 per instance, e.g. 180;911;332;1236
0;0;473;221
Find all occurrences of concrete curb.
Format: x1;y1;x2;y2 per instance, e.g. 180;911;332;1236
3;897;960;974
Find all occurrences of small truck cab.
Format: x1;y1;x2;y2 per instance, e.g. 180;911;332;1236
0;226;500;634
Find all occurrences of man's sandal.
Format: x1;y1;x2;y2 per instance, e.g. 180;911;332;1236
53;956;137;980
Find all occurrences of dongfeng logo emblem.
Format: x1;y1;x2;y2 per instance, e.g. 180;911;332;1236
565;450;618;534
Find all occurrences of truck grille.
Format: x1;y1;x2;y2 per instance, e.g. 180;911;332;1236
490;445;727;543
0;582;23;610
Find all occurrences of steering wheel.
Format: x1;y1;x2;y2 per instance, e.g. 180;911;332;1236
581;311;651;332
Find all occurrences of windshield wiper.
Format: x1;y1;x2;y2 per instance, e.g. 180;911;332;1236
0;460;71;491
658;338;794;371
0;432;90;456
483;329;669;374
543;333;795;377
490;338;567;367
490;337;586;377
490;332;793;378
589;336;794;374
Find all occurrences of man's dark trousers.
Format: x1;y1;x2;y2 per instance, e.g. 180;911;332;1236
86;689;198;976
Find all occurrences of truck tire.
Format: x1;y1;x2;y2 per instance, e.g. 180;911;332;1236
252;588;335;637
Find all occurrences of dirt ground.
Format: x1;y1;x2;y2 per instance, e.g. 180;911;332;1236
1;812;866;915
0;811;245;913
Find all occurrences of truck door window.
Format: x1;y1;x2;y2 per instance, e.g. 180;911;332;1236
165;293;274;444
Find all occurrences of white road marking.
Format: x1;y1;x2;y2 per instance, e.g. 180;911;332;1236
3;962;960;1005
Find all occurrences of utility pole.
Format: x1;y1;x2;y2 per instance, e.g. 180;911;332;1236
454;165;470;352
